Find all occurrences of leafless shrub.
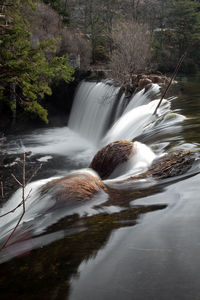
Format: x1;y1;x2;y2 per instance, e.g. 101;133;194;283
109;21;151;83
26;2;62;45
22;2;92;68
0;153;42;252
60;28;92;68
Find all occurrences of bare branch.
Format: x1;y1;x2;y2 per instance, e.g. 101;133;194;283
26;163;42;186
0;181;3;198
0;202;22;218
0;188;32;218
24;188;32;202
0;153;41;251
0;209;25;251
109;21;151;83
11;173;23;187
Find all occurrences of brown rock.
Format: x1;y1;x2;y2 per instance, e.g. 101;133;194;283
127;150;197;182
149;75;165;84
41;171;107;203
89;140;134;180
138;78;152;90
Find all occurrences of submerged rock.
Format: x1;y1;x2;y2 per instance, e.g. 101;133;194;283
90;140;198;183
40;145;198;207
89;141;134;180
127;150;198;181
41;170;107;203
89;140;156;180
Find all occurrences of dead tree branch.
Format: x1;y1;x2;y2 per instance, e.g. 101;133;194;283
0;181;4;198
153;52;187;115
0;154;42;251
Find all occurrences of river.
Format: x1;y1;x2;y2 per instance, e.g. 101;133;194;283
0;77;200;300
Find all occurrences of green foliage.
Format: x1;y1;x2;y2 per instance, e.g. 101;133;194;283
0;0;74;123
24;101;48;123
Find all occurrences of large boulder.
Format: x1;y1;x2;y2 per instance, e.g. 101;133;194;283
89;140;198;183
89;141;134;180
41;170;107;203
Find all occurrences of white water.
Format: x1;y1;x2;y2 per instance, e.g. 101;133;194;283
107;141;157;180
0;81;187;246
68;81;121;143
123;83;160;113
102;99;171;145
0;169;108;242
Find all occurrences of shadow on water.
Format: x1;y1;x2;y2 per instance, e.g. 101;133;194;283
0;199;166;300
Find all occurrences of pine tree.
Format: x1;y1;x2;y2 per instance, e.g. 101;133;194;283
0;0;74;123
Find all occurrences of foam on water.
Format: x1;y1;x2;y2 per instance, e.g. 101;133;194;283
124;83;160;113
102;99;170;145
105;141;157;182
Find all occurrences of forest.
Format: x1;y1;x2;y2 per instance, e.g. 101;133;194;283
1;0;200;124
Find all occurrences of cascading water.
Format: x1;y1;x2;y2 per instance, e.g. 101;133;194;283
68;81;121;143
68;80;176;147
102;99;171;145
0;80;188;260
123;83;160;113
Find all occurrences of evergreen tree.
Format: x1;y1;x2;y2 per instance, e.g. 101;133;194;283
0;0;74;123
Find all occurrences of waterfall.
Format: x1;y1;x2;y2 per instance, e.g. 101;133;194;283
68;81;161;144
123;83;160;113
0;79;188;257
68;81;121;143
102;99;171;145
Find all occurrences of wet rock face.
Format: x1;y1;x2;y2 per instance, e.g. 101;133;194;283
127;150;197;181
89;141;134;180
130;73;169;91
138;78;152;90
41;172;107;203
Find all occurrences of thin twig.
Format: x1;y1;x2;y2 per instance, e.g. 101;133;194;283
0;153;41;251
11;173;23;187
26;163;42;186
0;181;4;198
0;210;26;251
153;52;187;115
0;163;42;218
0;188;32;218
22;153;25;211
0;202;22;218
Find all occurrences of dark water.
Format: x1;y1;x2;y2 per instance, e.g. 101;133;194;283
0;77;200;300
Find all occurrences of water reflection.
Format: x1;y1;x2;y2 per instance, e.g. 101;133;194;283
0;202;166;300
69;174;200;300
